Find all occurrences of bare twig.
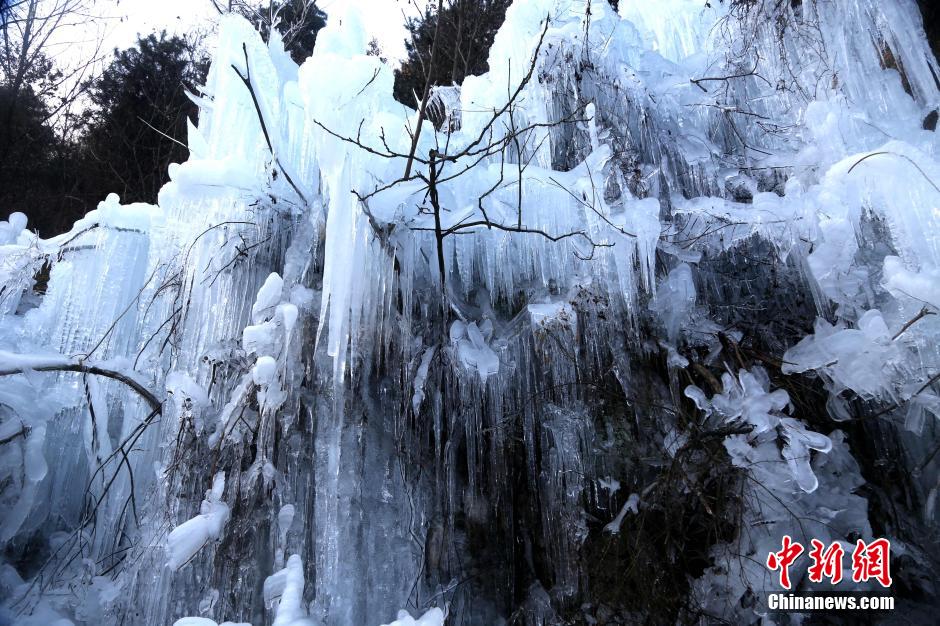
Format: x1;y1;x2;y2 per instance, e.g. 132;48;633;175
0;356;162;413
892;306;936;341
847;151;940;194
404;0;445;179
231;43;309;205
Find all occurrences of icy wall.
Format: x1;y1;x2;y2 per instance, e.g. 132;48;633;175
1;0;939;624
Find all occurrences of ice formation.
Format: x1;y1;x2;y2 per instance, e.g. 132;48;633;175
1;0;939;624
167;473;231;571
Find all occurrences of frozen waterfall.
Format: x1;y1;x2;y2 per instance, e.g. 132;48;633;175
1;0;940;624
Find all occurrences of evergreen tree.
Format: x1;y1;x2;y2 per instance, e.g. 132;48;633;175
0;51;79;235
393;0;511;109
0;77;59;227
225;0;327;63
393;0;620;109
76;33;208;209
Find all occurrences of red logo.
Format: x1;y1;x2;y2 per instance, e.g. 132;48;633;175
808;539;845;584
766;535;804;590
851;538;892;588
767;536;892;589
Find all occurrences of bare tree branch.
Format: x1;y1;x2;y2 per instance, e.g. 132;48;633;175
231;43;309;205
0;352;163;413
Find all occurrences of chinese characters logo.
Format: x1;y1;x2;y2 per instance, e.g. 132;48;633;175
766;535;892;589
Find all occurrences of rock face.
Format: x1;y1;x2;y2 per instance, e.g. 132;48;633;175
1;2;939;625
924;109;938;130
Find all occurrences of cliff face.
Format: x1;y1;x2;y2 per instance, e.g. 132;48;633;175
1;2;939;625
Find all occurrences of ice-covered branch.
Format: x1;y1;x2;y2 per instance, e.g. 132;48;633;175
0;351;162;413
166;472;230;570
231;43;309;205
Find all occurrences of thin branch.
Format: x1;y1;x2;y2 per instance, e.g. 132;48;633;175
892;306;936;341
0;424;28;446
311;118;422;163
137;115;187;148
847;151;940;194
404;0;445;178
231;43;308;205
442;17;552;163
0;355;162;413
